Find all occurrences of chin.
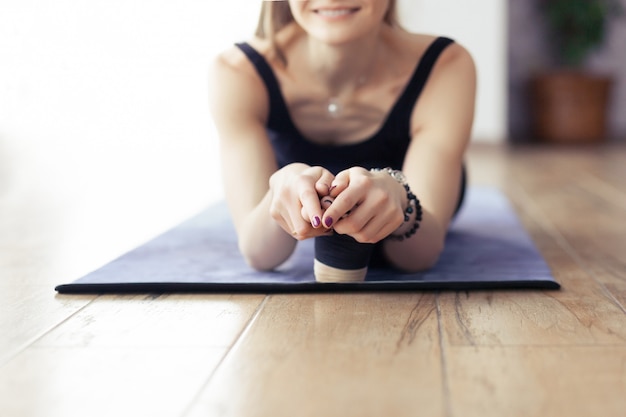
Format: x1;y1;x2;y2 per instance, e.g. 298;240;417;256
294;6;383;45
307;25;377;45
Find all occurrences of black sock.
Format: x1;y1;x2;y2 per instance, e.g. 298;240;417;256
314;232;374;270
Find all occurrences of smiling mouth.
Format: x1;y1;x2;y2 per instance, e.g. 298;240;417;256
314;8;360;17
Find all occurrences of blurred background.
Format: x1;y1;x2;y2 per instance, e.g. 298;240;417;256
1;0;624;279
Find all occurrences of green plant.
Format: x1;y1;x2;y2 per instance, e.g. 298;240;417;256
540;0;623;67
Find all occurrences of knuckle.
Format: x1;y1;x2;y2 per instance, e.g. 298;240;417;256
338;195;358;211
295;175;311;188
300;188;318;201
275;186;291;202
394;209;404;225
269;203;281;220
338;219;359;235
352;174;372;189
364;236;379;244
353;232;375;244
376;191;391;206
349;166;368;175
292;225;308;240
351;231;365;243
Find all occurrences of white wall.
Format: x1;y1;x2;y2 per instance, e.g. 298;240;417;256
398;0;508;143
0;1;261;265
0;1;506;263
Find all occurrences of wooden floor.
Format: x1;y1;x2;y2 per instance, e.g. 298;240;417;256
1;143;625;417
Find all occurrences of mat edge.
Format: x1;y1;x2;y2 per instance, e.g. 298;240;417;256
55;280;561;294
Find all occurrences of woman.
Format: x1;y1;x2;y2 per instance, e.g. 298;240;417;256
208;0;476;282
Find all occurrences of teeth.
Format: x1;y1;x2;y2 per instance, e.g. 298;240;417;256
316;9;353;17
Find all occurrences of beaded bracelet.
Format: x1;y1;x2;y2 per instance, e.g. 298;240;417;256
370;167;423;241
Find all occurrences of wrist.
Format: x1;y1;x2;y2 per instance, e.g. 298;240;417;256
370;167;423;241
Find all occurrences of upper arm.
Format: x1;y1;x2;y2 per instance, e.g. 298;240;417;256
208;48;278;230
403;42;477;229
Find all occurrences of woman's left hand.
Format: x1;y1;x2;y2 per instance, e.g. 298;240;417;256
321;167;407;243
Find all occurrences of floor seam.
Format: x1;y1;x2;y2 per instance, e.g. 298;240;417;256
436;293;453;417
180;294;270;417
0;295;99;369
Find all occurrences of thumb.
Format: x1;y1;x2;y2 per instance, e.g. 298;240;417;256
315;169;336;197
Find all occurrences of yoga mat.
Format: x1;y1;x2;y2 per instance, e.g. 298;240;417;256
55;187;559;293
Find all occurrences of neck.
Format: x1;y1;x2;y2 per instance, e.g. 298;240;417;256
304;31;383;96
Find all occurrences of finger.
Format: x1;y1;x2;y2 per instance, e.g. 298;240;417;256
338;198;405;242
320;195;334;210
290;214;317;240
299;167;333;227
332;202;369;236
321;195;355;220
286;206;306;238
329;169;350;197
278;193;313;238
300;205;324;229
314;169;336;197
322;187;362;228
337;213;391;243
296;205;335;238
299;188;323;228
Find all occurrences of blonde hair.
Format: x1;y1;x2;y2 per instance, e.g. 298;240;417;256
255;1;295;39
255;1;399;62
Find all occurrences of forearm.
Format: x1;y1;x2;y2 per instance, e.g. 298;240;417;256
236;191;297;271
382;209;446;272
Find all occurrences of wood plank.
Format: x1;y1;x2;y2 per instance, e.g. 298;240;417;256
0;294;264;417
186;293;446;417
438;203;626;346
445;346;626;417
440;146;626;417
506;149;626;309
440;145;626;347
439;287;626;347
0;347;225;417
0;287;93;366
34;294;266;349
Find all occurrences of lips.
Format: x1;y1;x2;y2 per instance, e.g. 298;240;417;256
313;7;360;17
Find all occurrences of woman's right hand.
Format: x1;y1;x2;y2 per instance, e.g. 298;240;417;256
268;163;336;240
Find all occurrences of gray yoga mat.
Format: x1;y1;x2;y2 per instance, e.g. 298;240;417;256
55;187;560;293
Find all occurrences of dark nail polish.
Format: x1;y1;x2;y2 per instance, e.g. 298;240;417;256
324;217;333;227
312;216;321;227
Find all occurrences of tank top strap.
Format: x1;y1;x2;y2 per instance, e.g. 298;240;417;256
387;37;455;130
235;42;291;129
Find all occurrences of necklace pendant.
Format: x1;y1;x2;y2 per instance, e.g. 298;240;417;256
327;98;342;118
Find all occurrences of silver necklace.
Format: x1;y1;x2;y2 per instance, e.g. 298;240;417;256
325;75;368;119
327;97;343;118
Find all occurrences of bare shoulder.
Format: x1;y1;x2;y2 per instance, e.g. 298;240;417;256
401;33;476;148
437;39;476;79
402;32;476;77
209;40;265;87
208;39;272;123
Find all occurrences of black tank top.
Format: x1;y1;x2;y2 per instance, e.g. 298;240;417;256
235;37;454;174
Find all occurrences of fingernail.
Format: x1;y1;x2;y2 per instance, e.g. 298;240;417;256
321;197;334;210
324;217;333;227
312;216;321;227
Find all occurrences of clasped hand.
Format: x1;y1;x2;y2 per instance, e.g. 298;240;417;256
269;164;407;243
